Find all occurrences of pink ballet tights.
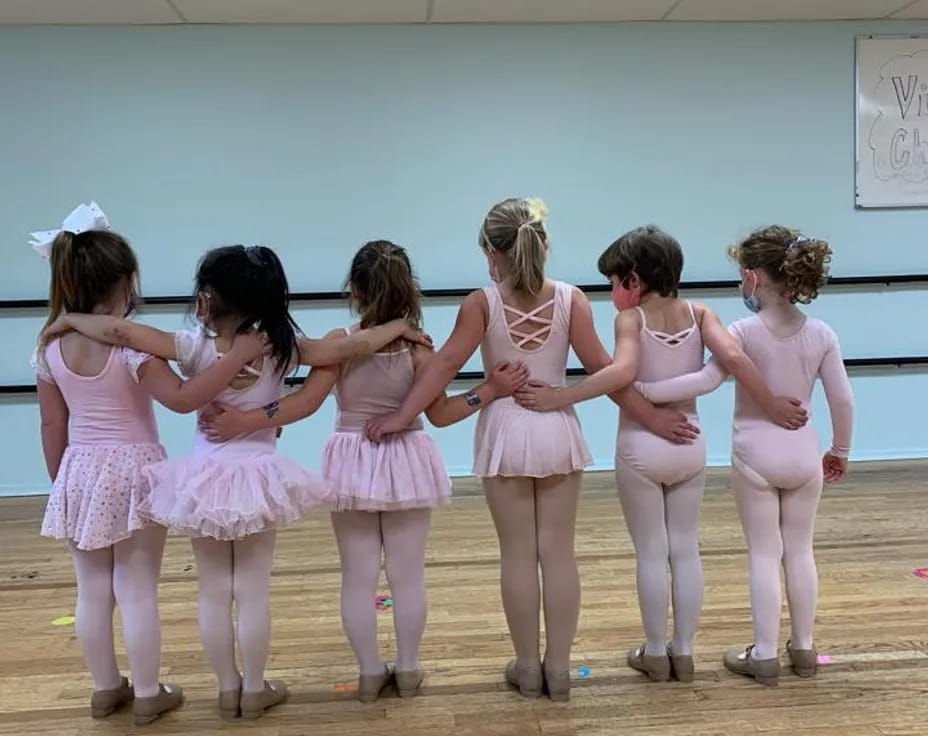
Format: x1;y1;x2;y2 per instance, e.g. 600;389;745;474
331;509;431;675
615;457;705;658
192;530;278;693
70;525;167;698
732;461;823;659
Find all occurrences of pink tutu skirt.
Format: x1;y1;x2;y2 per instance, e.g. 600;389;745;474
41;442;166;551
473;399;592;478
141;452;334;540
322;430;451;512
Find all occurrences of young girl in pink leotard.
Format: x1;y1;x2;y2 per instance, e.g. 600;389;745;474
516;225;808;683
636;226;854;686
34;205;265;726
365;203;703;702
201;240;527;703
45;244;430;721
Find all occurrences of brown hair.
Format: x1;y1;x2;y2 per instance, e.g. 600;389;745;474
729;226;832;304
46;229;139;329
347;240;422;329
597;225;684;298
480;198;549;296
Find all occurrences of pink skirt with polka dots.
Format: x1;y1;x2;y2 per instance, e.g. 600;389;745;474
40;442;166;551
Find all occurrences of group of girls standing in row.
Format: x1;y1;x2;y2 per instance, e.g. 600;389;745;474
32;197;853;726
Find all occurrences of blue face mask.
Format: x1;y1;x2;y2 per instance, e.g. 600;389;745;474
741;273;761;313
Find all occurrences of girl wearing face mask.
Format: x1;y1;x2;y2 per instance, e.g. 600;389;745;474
516;225;808;684
634;227;854;686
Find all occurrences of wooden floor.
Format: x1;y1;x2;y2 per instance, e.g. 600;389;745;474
0;461;926;736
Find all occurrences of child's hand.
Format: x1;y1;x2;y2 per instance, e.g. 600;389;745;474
402;325;433;349
487;361;530;399
514;380;564;412
765;397;808;430
646;408;700;444
40;315;72;345
365;412;407;443
822;452;847;483
230;332;269;363
201;402;253;442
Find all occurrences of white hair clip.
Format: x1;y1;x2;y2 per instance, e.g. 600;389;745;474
29;201;110;260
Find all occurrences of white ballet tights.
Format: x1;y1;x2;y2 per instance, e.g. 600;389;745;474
482;472;582;673
70;525;168;698
331;509;432;675
732;461;823;660
191;531;278;694
615;457;704;657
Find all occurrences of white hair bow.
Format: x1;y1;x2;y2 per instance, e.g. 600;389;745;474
29;201;110;260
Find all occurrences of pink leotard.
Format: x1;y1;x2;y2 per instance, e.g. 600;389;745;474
637;315;854;489
473;281;591;478
36;340;164;550
617;303;706;485
322;326;451;511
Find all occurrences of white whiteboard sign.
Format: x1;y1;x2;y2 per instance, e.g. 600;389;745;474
856;36;928;208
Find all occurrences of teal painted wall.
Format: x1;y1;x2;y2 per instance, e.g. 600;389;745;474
1;21;926;495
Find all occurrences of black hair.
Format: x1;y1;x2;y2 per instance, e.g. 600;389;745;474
193;245;299;374
597;225;684;298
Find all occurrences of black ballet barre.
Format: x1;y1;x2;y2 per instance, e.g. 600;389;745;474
2;273;927;310
2;355;926;395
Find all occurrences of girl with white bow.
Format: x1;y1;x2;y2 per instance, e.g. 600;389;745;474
33;203;267;725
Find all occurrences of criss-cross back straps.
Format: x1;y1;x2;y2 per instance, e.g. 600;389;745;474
636;303;697;347
503;298;555;349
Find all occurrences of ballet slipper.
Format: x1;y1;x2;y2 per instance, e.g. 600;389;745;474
667;644;695;683
505;659;543;698
90;676;134;719
357;664;394;704
786;640;818;678
542;663;570;702
395;669;424;698
218;683;241;721
132;683;184;726
240;679;288;719
627;644;671;682
723;645;780;686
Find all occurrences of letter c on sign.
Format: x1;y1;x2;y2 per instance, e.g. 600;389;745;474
890;128;910;170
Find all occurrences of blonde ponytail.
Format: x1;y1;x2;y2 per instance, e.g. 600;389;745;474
510;221;546;295
479;197;550;295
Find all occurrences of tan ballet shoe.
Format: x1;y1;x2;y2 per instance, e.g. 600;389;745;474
218;684;241;721
240;679;288;720
787;640;818;678
542;665;570;702
627;645;671;682
395;669;424;698
723;645;780;686
358;664;394;704
667;645;695;683
133;683;184;726
90;676;134;719
239;680;290;720
505;659;543;698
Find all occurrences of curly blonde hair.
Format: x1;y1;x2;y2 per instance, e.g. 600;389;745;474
728;225;832;304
